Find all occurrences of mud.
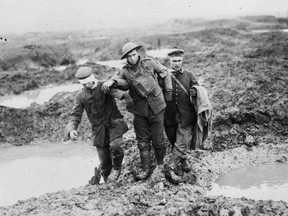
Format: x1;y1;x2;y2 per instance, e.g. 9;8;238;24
0;16;288;215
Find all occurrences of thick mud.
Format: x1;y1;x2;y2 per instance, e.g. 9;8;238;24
0;16;288;215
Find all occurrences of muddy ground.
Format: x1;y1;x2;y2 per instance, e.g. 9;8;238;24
0;16;288;215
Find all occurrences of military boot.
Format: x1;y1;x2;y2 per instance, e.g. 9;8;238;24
106;152;124;183
106;168;121;183
135;150;151;181
181;158;191;173
89;167;102;185
154;147;166;165
165;154;183;184
151;164;165;182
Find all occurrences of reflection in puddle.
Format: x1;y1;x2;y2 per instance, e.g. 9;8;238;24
207;163;288;202
0;84;82;108
0;142;99;207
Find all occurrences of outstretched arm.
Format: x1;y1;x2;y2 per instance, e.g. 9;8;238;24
101;71;130;93
67;94;84;140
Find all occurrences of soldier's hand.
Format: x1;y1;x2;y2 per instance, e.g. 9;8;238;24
190;88;197;97
69;130;78;140
122;93;135;109
101;80;115;93
190;88;197;105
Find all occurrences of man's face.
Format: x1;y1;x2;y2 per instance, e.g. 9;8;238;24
126;49;139;65
82;81;94;90
170;56;183;71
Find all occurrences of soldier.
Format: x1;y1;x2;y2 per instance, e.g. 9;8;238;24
164;49;199;184
67;66;128;184
102;42;172;181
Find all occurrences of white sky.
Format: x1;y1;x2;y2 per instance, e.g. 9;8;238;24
1;0;288;34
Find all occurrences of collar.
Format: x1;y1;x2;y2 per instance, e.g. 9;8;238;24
172;68;183;74
125;56;141;68
92;81;98;89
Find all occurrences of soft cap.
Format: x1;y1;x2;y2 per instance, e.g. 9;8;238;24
75;67;92;79
167;49;184;57
75;67;97;84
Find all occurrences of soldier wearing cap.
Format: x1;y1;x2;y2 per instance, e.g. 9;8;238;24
102;42;172;181
164;49;199;184
67;66;129;184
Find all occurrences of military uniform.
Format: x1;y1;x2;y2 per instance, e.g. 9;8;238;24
164;68;199;158
67;67;128;182
112;56;172;180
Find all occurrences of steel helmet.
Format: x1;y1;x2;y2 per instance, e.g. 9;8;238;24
121;42;142;59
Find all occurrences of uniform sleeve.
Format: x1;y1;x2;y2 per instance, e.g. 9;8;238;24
111;69;130;90
108;88;126;100
67;93;84;134
151;60;172;91
189;71;199;87
151;60;167;78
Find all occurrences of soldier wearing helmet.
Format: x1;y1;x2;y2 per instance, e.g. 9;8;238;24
102;42;172;181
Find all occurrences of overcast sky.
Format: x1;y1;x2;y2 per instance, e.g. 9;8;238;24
1;0;288;34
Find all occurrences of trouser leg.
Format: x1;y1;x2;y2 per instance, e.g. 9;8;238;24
109;136;124;170
166;123;193;181
172;123;193;159
133;114;152;180
150;109;166;165
164;102;178;148
96;146;112;181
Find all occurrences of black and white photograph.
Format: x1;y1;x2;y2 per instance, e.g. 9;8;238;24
0;0;288;215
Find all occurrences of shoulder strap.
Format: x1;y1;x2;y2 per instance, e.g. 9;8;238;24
171;73;189;96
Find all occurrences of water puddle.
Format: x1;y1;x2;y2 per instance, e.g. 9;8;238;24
207;163;288;202
96;59;126;69
251;29;288;34
146;48;176;59
0;83;82;108
0;141;99;207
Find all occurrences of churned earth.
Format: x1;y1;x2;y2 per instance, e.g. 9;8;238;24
0;16;288;215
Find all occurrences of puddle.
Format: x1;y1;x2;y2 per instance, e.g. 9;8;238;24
96;59;126;69
0;142;99;207
0;83;82;108
251;29;288;34
207;163;288;202
146;48;176;59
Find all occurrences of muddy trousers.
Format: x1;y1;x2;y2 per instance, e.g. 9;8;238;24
166;122;193;159
134;109;166;165
96;137;124;178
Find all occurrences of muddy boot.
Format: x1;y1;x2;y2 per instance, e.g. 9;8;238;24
106;152;124;183
165;155;183;184
154;147;166;165
151;164;165;182
135;150;151;181
106;168;121;183
181;158;191;173
89;167;102;185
